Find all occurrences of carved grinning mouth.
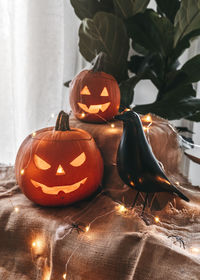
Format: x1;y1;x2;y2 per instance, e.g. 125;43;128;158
31;177;88;195
78;102;110;114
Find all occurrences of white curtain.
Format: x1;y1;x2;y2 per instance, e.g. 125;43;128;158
0;0;84;164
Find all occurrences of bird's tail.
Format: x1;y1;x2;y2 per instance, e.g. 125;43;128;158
173;187;189;202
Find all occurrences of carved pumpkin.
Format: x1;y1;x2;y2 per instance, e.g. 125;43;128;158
15;111;103;206
70;53;120;123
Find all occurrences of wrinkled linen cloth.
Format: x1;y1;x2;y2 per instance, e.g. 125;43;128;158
0;115;200;280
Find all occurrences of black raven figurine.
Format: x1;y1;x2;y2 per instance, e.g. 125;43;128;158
115;111;189;213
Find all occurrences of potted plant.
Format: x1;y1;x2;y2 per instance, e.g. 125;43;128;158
68;0;200;122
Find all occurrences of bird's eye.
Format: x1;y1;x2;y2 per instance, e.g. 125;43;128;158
70;152;86;167
34;155;51;170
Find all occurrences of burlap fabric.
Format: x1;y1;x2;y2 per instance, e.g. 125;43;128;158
0;115;199;280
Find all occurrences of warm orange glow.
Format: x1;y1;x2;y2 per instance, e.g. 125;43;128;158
154;216;160;223
142;114;152;123
130;181;135;187
80;86;91;95
63;273;67;279
31;177;87;195
124;108;131;112
14;207;19;213
42;267;51;280
143;126;149;132
31;237;45;256
34;155;51;170
70;152;86;167
85;226;90;232
100;87;109;96
116;204;127;214
20;169;25;175
110;123;115;128
32;132;36;137
32;240;41;248
190;247;200;254
138;178;143;183
81;112;86;118
56;164;65;175
156;176;170;185
78;102;110;114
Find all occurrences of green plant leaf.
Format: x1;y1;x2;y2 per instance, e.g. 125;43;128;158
161;84;196;101
131;42;149;56
79;12;129;82
186;111;200;121
126;10;174;56
155;0;180;23
128;55;145;74
70;0;114;20
166;55;200;92
174;0;200;46
134;97;200;121
119;76;141;109
181;54;200;83
128;53;164;89
114;0;150;18
172;29;200;62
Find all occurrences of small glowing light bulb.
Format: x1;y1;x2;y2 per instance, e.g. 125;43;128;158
124;108;131;112
81;112;86;118
115;204;127;214
36;240;41;247
63;273;67;279
32;239;41;248
119;205;125;212
85;226;90;232
191;247;200;254
20;169;24;175
14;207;19;213
32;131;36;137
142;114;152;123
143;126;148;132
110;123;115;128
154;216;160;223
51;113;55;118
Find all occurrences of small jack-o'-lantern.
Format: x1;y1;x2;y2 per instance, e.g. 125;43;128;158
15;111;103;206
70;53;120;123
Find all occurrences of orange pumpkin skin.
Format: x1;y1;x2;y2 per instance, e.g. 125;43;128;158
70;70;120;123
15;124;103;207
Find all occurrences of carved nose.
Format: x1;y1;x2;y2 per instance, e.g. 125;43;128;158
56;164;65;175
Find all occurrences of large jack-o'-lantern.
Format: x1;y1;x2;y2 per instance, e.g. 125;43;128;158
70;53;120;123
15;111;103;206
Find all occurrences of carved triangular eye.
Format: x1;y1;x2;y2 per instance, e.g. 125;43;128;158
80;86;91;95
70;152;86;167
34;155;51;170
100;87;109;96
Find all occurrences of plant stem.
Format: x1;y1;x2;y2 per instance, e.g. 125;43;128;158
55;111;70;131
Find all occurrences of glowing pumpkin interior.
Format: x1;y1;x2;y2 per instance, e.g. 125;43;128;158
70;69;120;123
15;111;104;206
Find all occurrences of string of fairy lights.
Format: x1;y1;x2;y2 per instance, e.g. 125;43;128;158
6;109;200;280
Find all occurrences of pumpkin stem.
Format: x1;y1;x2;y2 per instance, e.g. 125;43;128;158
55;111;70;131
91;52;109;73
